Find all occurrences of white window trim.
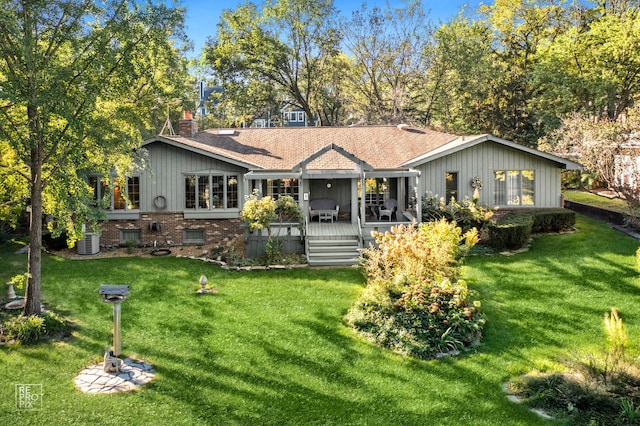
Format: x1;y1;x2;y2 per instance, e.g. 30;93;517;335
493;170;536;207
184;173;239;211
89;174;141;212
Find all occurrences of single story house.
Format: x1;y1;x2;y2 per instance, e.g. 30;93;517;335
96;117;581;265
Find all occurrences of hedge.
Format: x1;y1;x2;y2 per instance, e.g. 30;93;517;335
488;209;575;251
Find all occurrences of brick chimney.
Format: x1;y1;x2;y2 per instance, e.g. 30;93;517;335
178;110;197;137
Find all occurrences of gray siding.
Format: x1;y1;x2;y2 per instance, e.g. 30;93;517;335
141;142;248;215
416;142;563;208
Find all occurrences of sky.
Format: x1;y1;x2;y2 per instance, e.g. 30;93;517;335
183;0;484;58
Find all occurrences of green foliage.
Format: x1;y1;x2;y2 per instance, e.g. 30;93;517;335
240;192;304;238
2;311;66;344
488;209;576;251
530;209;576;233
508;308;640;425
346;277;485;359
342;2;429;125
274;195;304;224
240;190;278;234
362;221;478;284
0;0;188;316
488;212;534;251
421;193;494;233
125;239;138;254
9;272;30;290
207;0;341;126
605;308;627;363
4;315;45;344
1;215;639;423
265;236;285;265
348;220;484;359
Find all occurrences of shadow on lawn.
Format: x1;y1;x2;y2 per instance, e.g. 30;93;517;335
466;215;640;364
132;316;534;425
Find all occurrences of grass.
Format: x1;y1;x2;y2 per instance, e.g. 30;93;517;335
563;189;630;214
1;214;640;424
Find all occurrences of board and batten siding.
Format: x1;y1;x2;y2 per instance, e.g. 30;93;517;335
415;142;564;208
141;142;248;215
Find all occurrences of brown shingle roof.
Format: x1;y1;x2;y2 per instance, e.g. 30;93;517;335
155;125;459;170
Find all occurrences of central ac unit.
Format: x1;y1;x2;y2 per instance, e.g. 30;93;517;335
77;233;100;255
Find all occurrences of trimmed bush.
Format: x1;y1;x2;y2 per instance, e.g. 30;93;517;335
488;212;533;251
488;209;576;251
531;209;576;233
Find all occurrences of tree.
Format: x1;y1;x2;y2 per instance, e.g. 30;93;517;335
532;2;640;128
478;0;571;146
341;1;430;125
540;105;640;221
206;0;341;126
415;17;495;132
0;0;187;316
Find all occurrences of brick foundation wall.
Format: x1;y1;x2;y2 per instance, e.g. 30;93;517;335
98;213;243;248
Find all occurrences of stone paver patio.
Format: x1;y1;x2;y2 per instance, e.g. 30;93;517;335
74;358;155;394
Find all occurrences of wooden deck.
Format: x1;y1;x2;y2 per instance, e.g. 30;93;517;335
306;221;360;238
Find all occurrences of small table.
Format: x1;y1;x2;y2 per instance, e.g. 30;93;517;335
318;210;334;223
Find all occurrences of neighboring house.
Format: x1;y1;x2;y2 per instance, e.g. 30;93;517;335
97;117;581;265
615;141;640;189
248;107;308;128
281;106;309;127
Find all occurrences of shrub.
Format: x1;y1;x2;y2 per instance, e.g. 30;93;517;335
422;193;494;233
2;311;67;344
346;278;485;359
347;220;485;360
43;231;69;250
265;236;285;265
240;190;278;235
5;315;45;344
507;309;640;424
362;221;478;284
531;209;576;233
274;195;304;224
488;212;533;251
488;209;576;251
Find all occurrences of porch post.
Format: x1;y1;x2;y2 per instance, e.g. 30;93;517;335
415;175;422;223
350;178;358;224
360;169;366;225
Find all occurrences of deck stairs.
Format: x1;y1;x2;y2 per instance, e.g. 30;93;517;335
305;222;362;266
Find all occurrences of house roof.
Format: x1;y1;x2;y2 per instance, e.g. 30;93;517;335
143;124;581;171
404;134;583;170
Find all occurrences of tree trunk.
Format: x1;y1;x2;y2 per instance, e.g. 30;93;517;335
24;180;43;316
24;105;43;316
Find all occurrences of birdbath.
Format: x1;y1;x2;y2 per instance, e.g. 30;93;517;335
99;284;130;372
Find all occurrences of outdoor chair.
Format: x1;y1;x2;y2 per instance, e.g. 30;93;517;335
379;199;397;221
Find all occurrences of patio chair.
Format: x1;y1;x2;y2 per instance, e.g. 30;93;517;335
379;199;397;221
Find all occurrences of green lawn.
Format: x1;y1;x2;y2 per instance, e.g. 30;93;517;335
563;189;630;213
1;215;640;425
